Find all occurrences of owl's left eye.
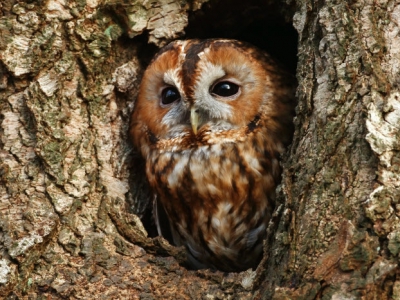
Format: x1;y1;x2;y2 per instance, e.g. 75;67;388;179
211;81;240;98
161;87;180;105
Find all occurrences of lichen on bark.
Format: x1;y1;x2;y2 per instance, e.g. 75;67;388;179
1;0;400;298
256;1;400;299
0;0;254;298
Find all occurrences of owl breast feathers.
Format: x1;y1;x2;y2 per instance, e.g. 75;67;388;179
130;39;295;272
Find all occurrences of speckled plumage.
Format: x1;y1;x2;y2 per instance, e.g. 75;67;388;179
130;39;295;272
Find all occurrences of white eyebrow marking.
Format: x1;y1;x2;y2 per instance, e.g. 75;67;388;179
163;68;180;86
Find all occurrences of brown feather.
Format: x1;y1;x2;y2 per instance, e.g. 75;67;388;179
130;39;295;272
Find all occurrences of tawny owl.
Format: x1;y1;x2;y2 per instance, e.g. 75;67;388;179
130;39;295;272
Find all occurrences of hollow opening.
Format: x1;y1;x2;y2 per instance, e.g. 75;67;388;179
130;0;299;271
185;0;298;74
133;0;298;74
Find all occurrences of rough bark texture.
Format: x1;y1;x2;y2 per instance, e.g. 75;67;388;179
255;1;400;298
0;0;399;299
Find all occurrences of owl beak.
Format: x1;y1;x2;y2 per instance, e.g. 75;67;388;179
190;107;199;134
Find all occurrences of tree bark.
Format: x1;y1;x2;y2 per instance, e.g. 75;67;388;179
0;0;399;299
255;1;400;298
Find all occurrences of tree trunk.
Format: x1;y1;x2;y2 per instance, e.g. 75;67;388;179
0;0;399;299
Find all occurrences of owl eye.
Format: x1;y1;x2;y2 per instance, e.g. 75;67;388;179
211;81;240;97
161;87;180;105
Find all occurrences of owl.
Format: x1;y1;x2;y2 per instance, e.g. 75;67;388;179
130;39;295;272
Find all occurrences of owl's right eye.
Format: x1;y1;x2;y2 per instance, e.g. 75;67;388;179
161;87;180;105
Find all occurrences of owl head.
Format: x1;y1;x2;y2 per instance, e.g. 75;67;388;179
131;39;295;154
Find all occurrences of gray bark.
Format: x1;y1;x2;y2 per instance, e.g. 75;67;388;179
0;0;399;299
